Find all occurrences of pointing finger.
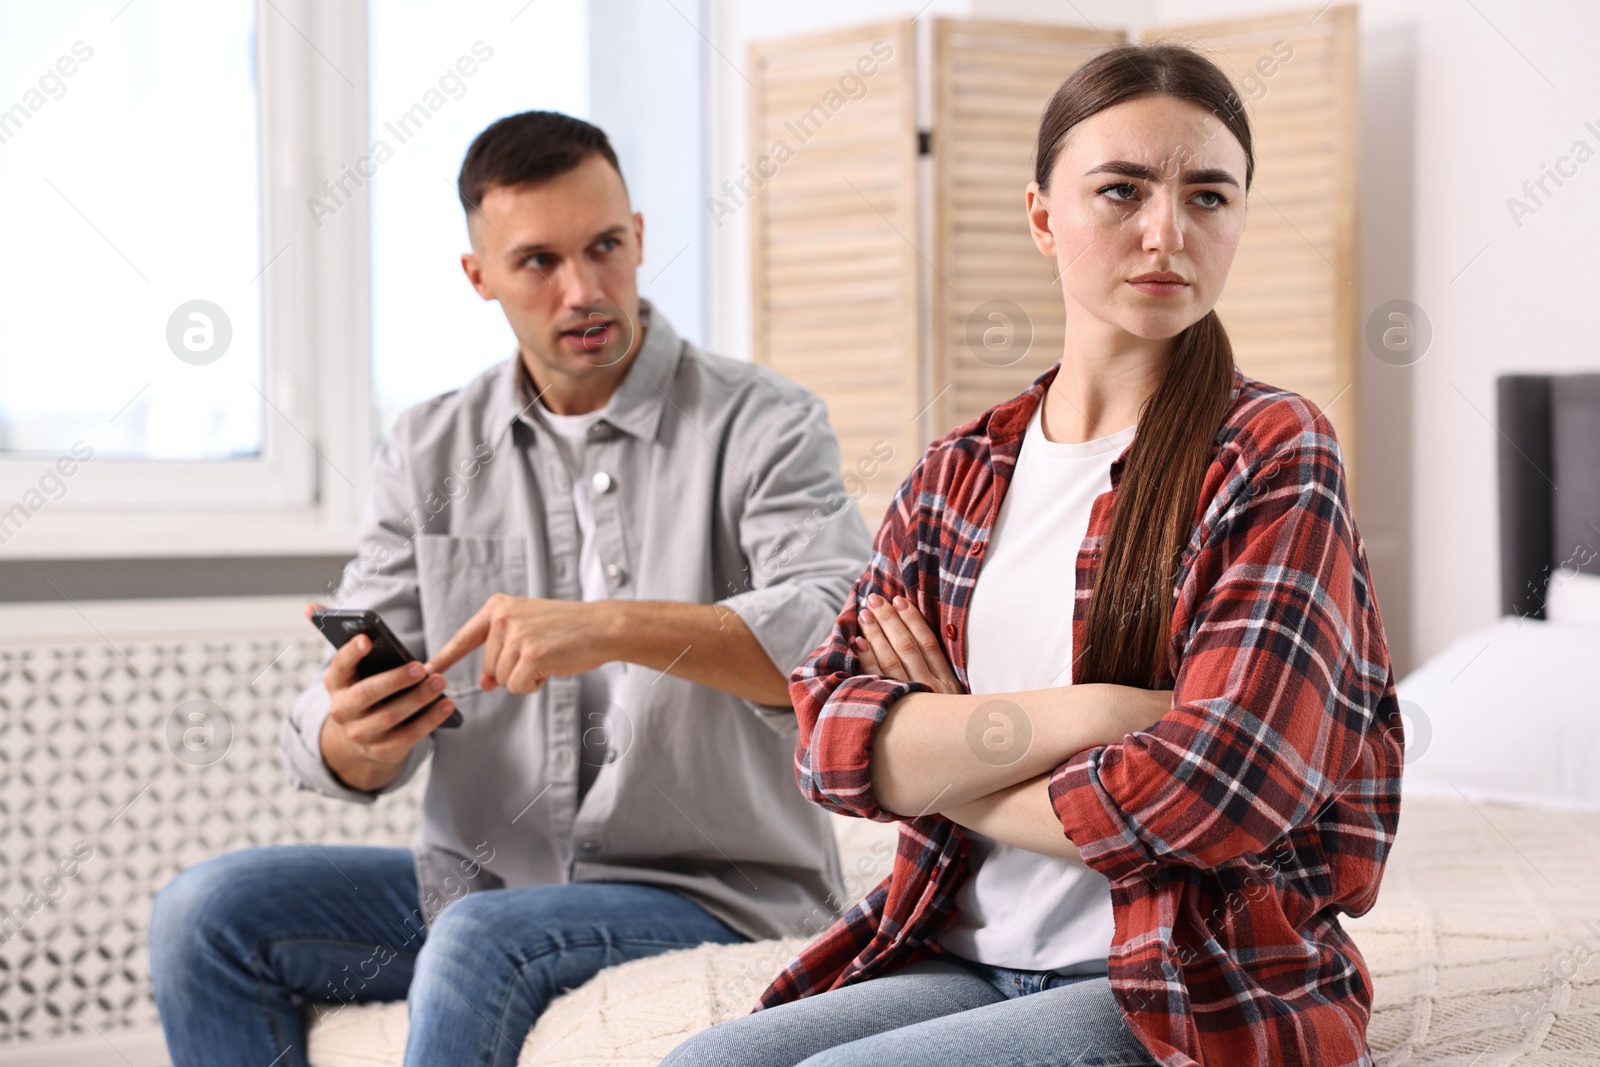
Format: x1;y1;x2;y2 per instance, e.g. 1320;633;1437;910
424;610;491;675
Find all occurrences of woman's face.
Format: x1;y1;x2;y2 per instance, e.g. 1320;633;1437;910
1026;93;1249;343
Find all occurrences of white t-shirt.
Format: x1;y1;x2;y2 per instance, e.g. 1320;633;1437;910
538;404;624;801
935;402;1137;973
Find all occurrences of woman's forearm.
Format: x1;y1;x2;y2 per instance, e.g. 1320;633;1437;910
868;682;1168;817
941;775;1082;860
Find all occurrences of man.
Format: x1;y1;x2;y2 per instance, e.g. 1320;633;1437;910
148;111;872;1067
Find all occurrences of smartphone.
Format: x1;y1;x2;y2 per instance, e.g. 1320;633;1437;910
311;608;463;729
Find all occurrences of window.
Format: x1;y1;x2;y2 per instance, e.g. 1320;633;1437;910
0;0;595;557
0;0;263;461
0;0;345;553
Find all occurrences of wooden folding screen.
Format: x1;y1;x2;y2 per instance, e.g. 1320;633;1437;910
747;21;920;527
751;6;1360;519
1146;6;1361;496
928;20;1122;437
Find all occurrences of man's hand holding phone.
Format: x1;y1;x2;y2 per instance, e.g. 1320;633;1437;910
307;603;459;793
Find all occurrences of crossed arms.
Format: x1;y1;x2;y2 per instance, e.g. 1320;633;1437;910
795;428;1398;882
847;590;1170;860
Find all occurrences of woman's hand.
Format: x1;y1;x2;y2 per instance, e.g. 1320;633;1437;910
852;592;964;696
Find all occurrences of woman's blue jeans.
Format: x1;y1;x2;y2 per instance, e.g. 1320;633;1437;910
659;954;1158;1067
148;844;744;1067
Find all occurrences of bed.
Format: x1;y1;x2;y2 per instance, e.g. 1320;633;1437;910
305;373;1600;1066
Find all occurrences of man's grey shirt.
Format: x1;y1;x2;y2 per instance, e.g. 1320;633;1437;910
282;305;873;939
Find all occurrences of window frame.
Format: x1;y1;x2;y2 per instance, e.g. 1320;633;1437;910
0;0;372;559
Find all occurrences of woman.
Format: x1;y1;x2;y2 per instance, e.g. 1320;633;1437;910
665;43;1402;1067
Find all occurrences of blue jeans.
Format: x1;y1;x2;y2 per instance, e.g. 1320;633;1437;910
660;954;1158;1067
148;844;745;1067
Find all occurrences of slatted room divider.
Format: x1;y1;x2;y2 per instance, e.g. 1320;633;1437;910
749;6;1360;527
929;20;1123;439
1148;7;1361;496
747;21;921;527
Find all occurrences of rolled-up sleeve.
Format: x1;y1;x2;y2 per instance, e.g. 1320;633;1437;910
787;457;936;822
280;419;435;804
1050;426;1396;881
717;388;874;687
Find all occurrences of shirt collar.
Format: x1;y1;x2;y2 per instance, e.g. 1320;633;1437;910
490;298;683;442
985;361;1246;474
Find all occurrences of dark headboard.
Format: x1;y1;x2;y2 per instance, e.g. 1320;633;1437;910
1498;373;1600;618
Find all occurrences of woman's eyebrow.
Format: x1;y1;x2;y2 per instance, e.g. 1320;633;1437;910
1085;160;1240;188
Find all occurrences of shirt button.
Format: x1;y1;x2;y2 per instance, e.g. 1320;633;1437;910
578;840;600;855
944;623;957;639
591;470;614;494
605;563;628;587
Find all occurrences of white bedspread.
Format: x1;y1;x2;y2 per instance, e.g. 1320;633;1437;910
307;800;1600;1066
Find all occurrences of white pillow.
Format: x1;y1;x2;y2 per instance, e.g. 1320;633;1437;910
1395;616;1600;810
1545;570;1600;625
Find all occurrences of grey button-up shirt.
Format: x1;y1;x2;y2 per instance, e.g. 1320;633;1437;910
281;303;873;939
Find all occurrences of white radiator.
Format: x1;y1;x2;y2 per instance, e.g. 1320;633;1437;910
0;597;424;1065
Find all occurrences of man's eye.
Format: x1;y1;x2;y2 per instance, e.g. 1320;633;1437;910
595;237;620;253
1098;182;1139;202
524;254;554;270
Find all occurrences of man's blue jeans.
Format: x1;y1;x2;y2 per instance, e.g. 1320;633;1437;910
149;844;745;1067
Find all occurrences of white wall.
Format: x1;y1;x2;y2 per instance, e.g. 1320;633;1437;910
704;0;1600;677
590;0;706;345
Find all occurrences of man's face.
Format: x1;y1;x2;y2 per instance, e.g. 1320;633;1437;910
460;153;644;395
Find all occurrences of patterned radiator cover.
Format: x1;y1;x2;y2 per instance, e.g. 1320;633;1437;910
0;598;424;1047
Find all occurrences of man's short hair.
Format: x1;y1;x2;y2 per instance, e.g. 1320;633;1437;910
457;110;624;217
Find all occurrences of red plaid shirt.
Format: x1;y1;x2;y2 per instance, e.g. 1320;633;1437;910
756;364;1404;1067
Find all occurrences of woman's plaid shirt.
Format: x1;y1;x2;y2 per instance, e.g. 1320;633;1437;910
756;364;1405;1067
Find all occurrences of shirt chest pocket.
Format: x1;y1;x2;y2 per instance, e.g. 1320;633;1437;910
416;534;529;694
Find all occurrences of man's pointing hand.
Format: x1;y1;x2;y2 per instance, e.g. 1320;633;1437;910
425;593;617;695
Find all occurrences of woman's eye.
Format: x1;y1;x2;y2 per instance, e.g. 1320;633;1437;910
1096;183;1230;210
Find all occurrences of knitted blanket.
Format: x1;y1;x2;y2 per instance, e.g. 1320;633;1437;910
307;799;1600;1066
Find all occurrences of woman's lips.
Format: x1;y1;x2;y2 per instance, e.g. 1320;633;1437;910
1127;280;1189;296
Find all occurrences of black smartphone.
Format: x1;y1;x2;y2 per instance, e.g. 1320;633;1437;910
311;608;463;729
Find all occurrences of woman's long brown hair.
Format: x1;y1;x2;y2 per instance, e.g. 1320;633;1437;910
1034;46;1256;689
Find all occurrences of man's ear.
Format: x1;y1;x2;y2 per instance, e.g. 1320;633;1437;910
460;251;496;301
633;210;645;265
